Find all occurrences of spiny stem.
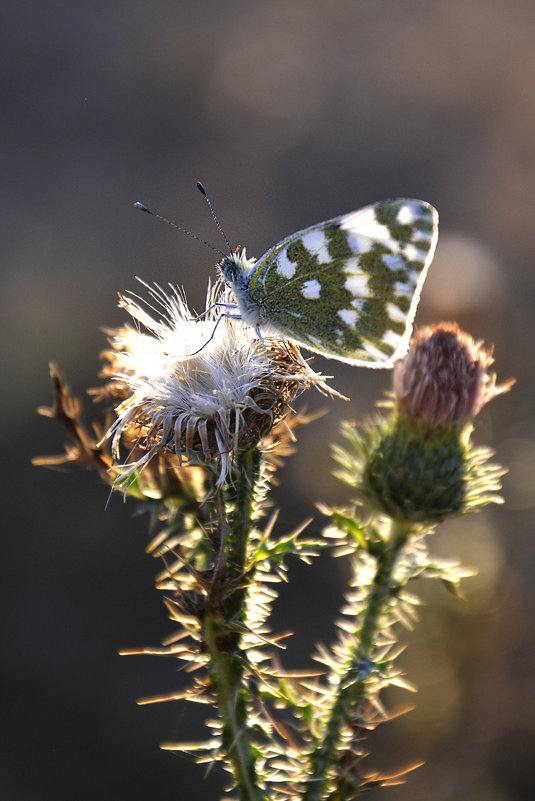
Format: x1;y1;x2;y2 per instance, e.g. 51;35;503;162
225;446;262;618
204;614;268;801
210;487;229;594
303;521;411;801
204;446;268;801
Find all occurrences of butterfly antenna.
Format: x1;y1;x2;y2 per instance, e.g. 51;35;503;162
196;181;233;254
133;201;226;257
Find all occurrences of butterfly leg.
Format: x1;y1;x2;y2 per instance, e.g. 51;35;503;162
187;314;276;390
186;312;243;357
189;301;238;322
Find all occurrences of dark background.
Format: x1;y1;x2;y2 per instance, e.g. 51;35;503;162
3;1;535;799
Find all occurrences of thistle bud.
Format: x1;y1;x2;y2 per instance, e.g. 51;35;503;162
393;323;513;428
348;324;512;525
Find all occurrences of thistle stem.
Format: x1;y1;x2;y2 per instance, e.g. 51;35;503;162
204;446;268;801
204;614;268;801
227;447;262;584
303;521;410;801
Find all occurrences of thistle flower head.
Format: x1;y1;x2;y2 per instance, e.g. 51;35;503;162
334;323;512;526
100;281;330;487
393;322;513;428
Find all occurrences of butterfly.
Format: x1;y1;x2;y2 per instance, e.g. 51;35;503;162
217;198;438;367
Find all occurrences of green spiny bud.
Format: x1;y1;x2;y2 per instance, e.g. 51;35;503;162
361;416;469;524
335;323;512;526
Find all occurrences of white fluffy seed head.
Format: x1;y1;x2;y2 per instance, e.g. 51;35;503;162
100;280;329;487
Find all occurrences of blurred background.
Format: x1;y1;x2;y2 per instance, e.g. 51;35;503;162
2;1;535;799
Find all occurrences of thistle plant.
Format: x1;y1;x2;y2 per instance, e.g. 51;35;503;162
35;278;512;801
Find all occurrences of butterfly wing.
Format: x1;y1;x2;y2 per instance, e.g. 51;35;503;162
247;199;438;366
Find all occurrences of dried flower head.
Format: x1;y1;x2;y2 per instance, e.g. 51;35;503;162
99;281;330;487
393;322;514;428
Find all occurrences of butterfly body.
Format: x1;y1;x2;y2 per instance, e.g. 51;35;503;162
219;198;438;366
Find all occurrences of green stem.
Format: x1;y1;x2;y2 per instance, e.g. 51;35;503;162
204;446;268;801
303;521;410;801
228;448;261;568
225;446;262;618
204;614;268;801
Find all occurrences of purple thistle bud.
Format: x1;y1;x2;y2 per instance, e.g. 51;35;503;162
393;323;513;428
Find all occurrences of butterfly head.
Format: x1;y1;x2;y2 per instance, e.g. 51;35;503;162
218;248;257;289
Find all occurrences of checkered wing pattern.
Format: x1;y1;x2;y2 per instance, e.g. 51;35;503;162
247;199;438;365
